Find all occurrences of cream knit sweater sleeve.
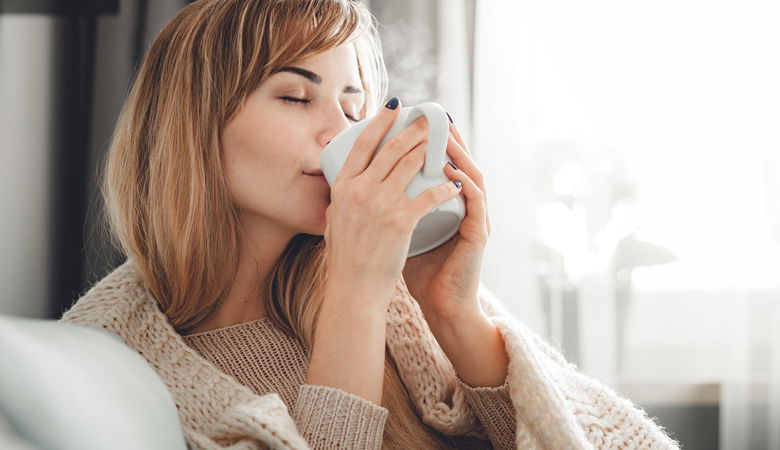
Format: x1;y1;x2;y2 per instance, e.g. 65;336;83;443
386;277;683;449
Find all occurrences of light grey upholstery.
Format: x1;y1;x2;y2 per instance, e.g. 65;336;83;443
0;314;188;450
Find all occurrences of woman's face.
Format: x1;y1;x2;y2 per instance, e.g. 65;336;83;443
221;43;365;236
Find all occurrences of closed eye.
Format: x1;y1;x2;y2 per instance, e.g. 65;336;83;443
280;96;309;104
280;96;359;122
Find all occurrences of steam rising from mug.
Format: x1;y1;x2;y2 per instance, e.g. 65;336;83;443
320;102;466;258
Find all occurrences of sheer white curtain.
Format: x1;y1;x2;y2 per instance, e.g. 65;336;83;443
472;0;780;449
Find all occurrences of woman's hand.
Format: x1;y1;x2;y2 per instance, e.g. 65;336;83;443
399;118;508;389
402;118;491;328
314;98;468;404
324;98;464;313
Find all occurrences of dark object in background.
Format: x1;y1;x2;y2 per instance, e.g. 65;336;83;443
0;0;118;15
0;0;118;319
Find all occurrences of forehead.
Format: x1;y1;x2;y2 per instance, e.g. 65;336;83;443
277;44;361;82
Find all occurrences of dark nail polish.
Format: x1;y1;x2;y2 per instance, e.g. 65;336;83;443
385;97;399;110
446;111;454;124
453;180;462;189
447;161;458;171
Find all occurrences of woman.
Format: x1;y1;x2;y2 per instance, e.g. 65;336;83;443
60;0;682;449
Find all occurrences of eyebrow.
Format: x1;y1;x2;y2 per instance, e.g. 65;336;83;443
273;66;364;94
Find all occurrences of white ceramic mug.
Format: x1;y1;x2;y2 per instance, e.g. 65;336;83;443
320;101;466;257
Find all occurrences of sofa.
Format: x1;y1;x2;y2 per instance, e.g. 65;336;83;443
0;313;188;450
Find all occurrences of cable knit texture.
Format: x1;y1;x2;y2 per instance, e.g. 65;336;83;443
59;259;681;449
180;316;508;449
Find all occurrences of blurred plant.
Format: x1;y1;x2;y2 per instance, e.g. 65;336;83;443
527;135;677;372
529;135;639;275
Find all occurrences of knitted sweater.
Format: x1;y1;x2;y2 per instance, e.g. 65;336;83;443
181;316;513;449
59;259;682;449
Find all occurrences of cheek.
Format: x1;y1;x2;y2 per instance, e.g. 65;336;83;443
222;148;287;211
219;107;326;222
220;121;309;214
221;126;281;208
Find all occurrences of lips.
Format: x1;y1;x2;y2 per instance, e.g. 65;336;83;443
304;171;324;176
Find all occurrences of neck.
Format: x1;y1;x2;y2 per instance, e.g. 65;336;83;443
187;214;296;334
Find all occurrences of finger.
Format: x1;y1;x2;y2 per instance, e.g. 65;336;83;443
337;97;402;181
363;115;429;182
444;121;486;195
407;178;463;220
383;141;427;191
445;135;491;235
443;160;490;238
447;120;472;157
445;133;486;196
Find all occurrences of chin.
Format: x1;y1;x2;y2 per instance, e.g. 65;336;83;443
308;215;327;237
288;187;329;236
297;207;327;237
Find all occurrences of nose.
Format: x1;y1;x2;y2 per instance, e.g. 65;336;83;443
318;129;342;149
318;125;347;150
317;104;352;150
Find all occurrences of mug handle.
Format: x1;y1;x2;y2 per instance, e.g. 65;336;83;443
403;102;449;179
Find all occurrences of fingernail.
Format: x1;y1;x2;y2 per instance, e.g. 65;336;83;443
385;97;399;110
447;161;458;171
446;111;454;124
453;180;462;189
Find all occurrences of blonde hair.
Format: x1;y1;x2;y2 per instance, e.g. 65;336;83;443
101;0;465;448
